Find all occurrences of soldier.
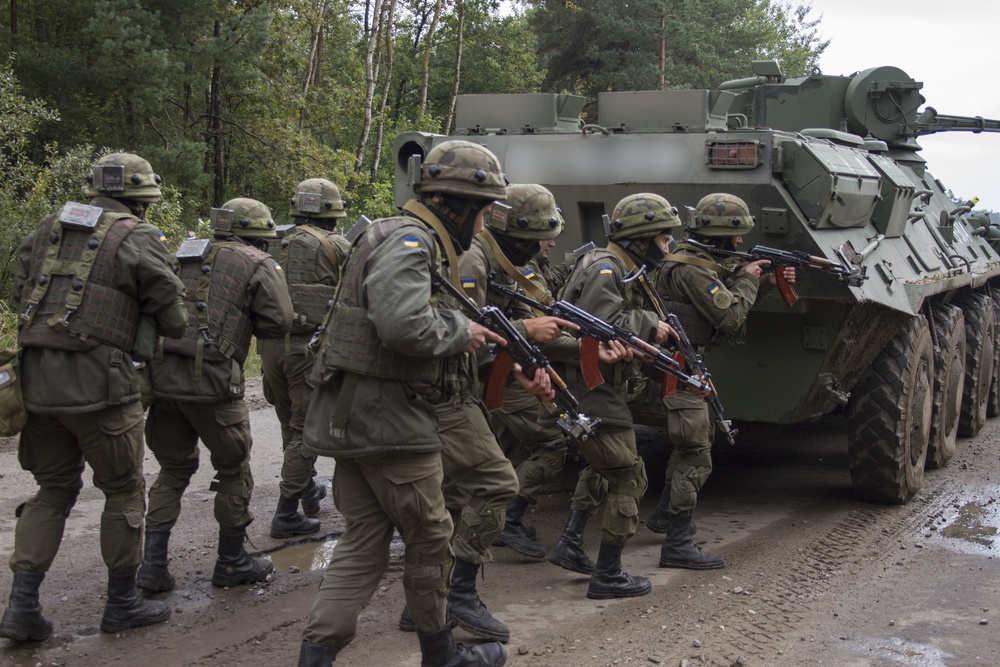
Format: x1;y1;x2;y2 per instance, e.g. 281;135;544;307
0;153;187;640
547;193;680;599
137;198;292;593
296;140;540;666
649;192;794;569
259;179;351;540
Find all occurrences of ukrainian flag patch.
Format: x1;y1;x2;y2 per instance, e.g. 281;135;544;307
403;236;419;248
274;262;282;270
461;278;476;290
709;282;720;294
522;269;535;280
599;265;614;275
158;232;167;243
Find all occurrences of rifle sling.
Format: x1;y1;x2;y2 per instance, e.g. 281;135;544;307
403;200;461;288
479;231;550;313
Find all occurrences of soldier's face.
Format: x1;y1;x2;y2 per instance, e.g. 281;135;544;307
538;238;557;259
653;232;673;254
474;203;492;235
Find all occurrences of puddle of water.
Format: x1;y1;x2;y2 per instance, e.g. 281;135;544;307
847;636;953;667
269;538;339;572
941;501;998;548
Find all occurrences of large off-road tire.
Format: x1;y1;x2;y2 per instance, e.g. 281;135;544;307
925;304;965;470
955;291;996;438
847;314;933;504
986;288;1000;418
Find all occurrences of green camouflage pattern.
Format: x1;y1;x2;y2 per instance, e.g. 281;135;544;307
220;198;277;239
83;152;162;203
490;183;564;240
608;193;682;241
688;193;754;237
289;178;347;220
415;140;507;200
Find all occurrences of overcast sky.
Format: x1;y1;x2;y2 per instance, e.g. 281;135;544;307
804;0;1000;208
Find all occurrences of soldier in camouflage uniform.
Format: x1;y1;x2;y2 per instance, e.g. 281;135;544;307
547;193;681;600
0;153;187;640
259;179;351;540
297;141;543;667
137;198;292;592
650;192;794;569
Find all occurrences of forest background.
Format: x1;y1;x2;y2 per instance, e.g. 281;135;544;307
0;0;828;328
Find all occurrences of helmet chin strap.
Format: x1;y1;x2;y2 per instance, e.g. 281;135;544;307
619;237;665;270
422;194;482;252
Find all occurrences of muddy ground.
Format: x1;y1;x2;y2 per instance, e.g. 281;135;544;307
1;380;997;667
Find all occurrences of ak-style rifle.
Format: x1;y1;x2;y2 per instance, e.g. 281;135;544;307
432;273;599;443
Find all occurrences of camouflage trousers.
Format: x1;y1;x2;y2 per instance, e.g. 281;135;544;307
569;427;647;545
662;391;713;514
144;399;255;532
10;402;146;575
258;336;319;499
302;452;454;648
436;397;519;564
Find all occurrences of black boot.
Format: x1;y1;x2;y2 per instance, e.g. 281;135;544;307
301;479;327;518
270;495;321;539
658;512;724;570
100;570;171;633
0;571;53;642
137;529;175;593
447;559;509;643
212;530;274;587
586;541;651;600
547;510;594;574
297;640;338;666
497;496;545;559
417;626;506;667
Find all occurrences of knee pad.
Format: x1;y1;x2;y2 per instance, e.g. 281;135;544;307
35;487;80;518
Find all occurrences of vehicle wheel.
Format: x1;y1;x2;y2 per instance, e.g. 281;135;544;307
847;314;933;504
955;291;996;437
987;288;1000;418
926;303;965;469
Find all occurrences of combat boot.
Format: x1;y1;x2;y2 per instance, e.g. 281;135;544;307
212;529;274;587
447;558;509;643
137;529;175;593
100;570;171;633
0;571;53;642
586;541;652;600
658;511;724;570
547;510;594;574
398;605;458;632
497;496;545;559
417;626;506;667
301;479;327;518
297;640;339;666
270;495;321;539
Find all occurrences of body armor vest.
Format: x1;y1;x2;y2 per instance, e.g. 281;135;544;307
19;209;140;353
658;246;729;346
162;240;259;365
318;218;442;382
277;225;345;334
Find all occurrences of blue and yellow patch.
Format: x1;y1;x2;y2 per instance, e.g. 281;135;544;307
708;282;720;295
599;265;614;275
273;262;282;270
158;232;167;243
522;269;536;280
403;236;420;248
461;278;476;290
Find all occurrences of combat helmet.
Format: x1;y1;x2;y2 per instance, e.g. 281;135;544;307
689;193;755;237
414;140;507;201
83;152;163;203
607;193;682;241
289;178;347;219
488;183;564;240
214;198;277;239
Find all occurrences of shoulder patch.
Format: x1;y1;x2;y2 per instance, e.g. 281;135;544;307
402;236;420;248
708;281;720;295
158;232;167;243
461;277;476;290
598;265;615;276
522;269;535;280
712;289;733;309
273;262;282;270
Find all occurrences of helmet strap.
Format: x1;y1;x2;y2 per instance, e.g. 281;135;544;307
421;193;482;252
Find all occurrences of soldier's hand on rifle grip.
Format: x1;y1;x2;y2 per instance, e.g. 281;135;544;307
524;316;579;345
513;364;555;401
654;320;678;345
742;259;770;279
598;339;632;363
768;265;797;286
466;321;506;353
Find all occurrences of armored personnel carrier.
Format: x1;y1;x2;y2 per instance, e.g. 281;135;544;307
393;61;1000;504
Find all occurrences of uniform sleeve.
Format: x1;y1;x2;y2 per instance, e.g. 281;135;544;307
672;264;759;334
367;229;471;357
573;262;659;343
458;242;490;308
248;258;294;339
126;224;188;338
313;232;352;286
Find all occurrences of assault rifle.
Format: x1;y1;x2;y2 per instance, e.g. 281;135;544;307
683;238;868;307
628;266;736;445
487;280;715;400
432;273;599;443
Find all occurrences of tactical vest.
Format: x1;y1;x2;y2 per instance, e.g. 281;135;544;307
18;209;140;353
276;225;345;334
658;246;728;346
162;240;259;365
318;218;442;382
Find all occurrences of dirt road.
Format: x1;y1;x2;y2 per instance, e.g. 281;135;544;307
1;384;997;667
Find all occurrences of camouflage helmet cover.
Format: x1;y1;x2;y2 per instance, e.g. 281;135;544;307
414;140;507;200
690;193;755;237
488;183;564;240
290;178;347;219
608;193;682;241
83;152;163;203
219;198;277;239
